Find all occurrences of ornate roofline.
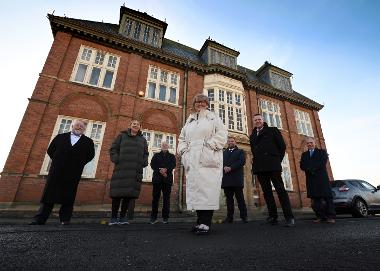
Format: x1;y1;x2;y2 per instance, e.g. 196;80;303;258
198;38;240;57
256;61;293;78
47;15;323;111
119;6;168;35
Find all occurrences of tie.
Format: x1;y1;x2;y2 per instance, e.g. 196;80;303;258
309;150;314;157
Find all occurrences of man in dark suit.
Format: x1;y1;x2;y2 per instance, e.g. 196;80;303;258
150;141;176;224
222;136;248;223
300;137;335;223
250;113;294;227
30;119;95;225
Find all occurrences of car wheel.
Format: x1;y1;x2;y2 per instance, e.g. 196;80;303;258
352;199;368;218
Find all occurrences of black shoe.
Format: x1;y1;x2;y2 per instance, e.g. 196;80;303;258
242;217;248;223
266;217;278;225
284;218;295;227
60;221;70;226
29;221;44;225
222;217;233;224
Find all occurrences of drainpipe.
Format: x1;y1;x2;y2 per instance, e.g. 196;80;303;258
178;60;189;213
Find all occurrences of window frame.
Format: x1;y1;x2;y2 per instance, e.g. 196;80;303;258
70;45;120;90
145;65;180;105
259;99;283;129
206;88;247;134
294;109;314;137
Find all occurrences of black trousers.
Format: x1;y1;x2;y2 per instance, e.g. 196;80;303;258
223;187;247;220
257;171;294;220
111;197;133;219
151;182;172;220
33;202;74;224
196;210;214;227
311;197;336;219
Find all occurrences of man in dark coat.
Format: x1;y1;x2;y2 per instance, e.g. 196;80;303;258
222;136;248;223
250;113;294;227
109;119;149;225
149;141;176;224
30;119;95;225
300;137;336;223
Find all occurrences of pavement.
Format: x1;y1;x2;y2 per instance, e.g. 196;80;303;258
1;215;380;271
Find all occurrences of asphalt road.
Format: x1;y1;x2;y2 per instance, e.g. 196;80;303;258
1;217;380;271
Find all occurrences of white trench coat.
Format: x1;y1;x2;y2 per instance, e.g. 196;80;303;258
178;109;228;210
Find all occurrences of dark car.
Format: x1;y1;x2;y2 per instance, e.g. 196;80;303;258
331;179;380;217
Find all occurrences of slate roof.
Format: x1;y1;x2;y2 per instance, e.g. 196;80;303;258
47;15;323;110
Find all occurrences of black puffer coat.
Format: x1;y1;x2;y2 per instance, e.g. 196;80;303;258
109;129;149;198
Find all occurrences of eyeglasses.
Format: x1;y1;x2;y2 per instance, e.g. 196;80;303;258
194;101;207;104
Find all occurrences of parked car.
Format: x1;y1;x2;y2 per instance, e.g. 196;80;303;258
331;179;380;217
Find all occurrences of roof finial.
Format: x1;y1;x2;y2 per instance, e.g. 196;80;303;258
123;2;125;7
52;10;55;15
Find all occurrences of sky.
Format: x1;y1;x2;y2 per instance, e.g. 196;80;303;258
1;0;379;185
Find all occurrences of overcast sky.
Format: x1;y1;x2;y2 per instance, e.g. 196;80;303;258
1;0;379;185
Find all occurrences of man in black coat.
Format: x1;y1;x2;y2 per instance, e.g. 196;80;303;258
300;137;335;223
250;114;294;227
222;136;248;223
150;141;176;224
30;119;95;225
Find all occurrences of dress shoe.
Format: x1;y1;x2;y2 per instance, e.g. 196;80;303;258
241;217;248;223
284;218;295;227
195;224;210;235
326;218;336;224
29;221;44;225
60;221;70;226
313;218;322;223
265;217;278;225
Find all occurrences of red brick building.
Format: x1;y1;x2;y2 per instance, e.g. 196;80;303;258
0;6;332;213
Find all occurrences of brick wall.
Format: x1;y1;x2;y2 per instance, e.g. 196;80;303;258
0;32;332;212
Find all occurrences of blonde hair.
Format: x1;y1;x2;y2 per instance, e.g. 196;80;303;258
191;93;209;111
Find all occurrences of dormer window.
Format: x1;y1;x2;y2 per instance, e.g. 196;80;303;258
256;61;293;93
199;39;239;69
118;6;167;48
133;22;141;39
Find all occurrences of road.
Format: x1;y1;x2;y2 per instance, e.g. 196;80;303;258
1;217;379;271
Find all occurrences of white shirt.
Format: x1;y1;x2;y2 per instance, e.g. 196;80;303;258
70;132;81;146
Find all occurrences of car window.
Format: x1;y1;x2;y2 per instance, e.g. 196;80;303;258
360;181;375;190
348;181;362;188
331;181;346;188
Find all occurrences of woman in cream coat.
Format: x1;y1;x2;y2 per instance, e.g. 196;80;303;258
178;94;228;235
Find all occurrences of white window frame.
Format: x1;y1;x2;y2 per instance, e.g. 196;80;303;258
206;88;247;134
40;115;106;178
281;153;293;191
260;99;283;129
70;45;120;90
294;109;314;137
145;65;180;105
141;130;177;182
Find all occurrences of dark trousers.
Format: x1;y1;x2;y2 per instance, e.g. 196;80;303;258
111;197;133;219
257;171;294;220
223;187;247;220
151;182;172;220
196;210;214;227
33;202;74;224
311;197;336;220
128;199;135;220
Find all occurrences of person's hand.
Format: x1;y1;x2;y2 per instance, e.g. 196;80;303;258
159;168;167;176
224;166;231;173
